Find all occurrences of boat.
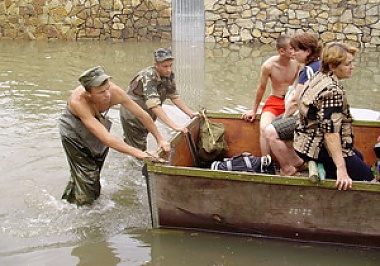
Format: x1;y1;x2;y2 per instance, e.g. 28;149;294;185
145;112;380;247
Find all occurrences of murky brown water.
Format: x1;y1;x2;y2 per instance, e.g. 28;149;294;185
0;40;379;265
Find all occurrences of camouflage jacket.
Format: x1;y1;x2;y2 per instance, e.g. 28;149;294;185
125;66;179;119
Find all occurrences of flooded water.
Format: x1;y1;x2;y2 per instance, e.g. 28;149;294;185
0;40;379;265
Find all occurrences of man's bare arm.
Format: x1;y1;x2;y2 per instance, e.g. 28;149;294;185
71;97;150;158
242;62;271;122
253;63;271;113
116;87;170;152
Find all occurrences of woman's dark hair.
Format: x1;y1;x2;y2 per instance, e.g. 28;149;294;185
290;33;322;65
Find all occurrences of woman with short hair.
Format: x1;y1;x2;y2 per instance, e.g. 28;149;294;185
294;42;375;190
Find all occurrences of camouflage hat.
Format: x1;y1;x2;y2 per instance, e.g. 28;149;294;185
78;66;111;88
154;48;174;62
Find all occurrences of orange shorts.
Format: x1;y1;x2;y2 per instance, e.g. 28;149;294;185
261;95;285;116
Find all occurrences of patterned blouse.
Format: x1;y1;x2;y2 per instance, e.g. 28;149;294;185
294;71;355;159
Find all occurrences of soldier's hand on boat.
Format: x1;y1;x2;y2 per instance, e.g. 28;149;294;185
175;126;189;134
157;140;171;153
189;112;199;119
144;151;168;163
336;171;352;190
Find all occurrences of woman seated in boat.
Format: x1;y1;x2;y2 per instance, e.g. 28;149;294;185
293;42;375;190
265;32;322;176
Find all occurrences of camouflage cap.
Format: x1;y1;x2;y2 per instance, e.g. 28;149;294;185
78;66;111;88
154;48;174;62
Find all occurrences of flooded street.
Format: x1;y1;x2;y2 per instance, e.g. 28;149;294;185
0;40;379;265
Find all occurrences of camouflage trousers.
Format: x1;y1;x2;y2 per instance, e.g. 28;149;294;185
120;118;149;151
61;137;109;206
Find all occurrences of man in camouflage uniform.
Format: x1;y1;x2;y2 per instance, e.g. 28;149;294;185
59;66;169;206
120;48;198;151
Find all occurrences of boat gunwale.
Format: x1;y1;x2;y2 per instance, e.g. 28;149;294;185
204;112;380;127
168;112;380;146
147;163;380;192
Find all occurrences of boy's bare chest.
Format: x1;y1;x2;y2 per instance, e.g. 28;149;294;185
271;64;297;84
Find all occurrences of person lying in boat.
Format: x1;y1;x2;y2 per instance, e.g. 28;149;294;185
120;48;198;151
294;42;375;190
242;34;301;158
59;66;170;206
265;33;322;176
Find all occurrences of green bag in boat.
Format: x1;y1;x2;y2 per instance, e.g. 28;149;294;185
198;112;229;164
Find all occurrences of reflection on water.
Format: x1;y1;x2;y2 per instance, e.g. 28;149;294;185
72;239;121;266
202;43;380;113
142;229;380;266
173;42;205;108
0;40;379;265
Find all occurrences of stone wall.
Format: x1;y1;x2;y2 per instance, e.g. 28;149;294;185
205;0;380;47
0;0;379;47
0;0;172;41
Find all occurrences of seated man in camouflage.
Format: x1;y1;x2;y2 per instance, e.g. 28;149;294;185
120;48;198;151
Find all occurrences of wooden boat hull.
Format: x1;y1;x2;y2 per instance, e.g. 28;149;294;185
146;113;380;247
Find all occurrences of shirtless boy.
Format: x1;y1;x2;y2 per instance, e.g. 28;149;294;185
242;34;300;156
